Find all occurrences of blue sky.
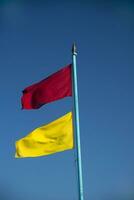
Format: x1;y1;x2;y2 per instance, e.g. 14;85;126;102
0;0;134;200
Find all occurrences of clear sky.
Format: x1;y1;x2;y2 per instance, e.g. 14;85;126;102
0;0;134;200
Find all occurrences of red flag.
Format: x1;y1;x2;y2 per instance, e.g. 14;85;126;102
21;64;72;109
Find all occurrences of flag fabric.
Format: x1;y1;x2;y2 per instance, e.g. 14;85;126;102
15;112;73;158
21;64;72;109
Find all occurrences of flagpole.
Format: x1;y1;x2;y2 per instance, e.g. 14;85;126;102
72;43;84;200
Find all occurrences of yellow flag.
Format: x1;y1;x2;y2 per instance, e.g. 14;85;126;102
15;112;73;158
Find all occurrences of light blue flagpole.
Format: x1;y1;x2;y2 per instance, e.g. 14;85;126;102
72;43;84;200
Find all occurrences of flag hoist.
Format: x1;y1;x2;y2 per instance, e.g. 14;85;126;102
15;44;84;200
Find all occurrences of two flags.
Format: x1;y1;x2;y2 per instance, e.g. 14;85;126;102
15;44;85;200
15;64;73;158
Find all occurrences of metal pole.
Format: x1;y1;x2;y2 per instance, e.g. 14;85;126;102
72;43;84;200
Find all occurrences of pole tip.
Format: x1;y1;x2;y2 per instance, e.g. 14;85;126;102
72;42;77;55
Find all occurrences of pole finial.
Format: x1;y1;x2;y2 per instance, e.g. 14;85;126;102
72;43;77;55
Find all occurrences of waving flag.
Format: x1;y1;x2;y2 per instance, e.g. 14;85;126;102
15;112;73;158
21;64;72;109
